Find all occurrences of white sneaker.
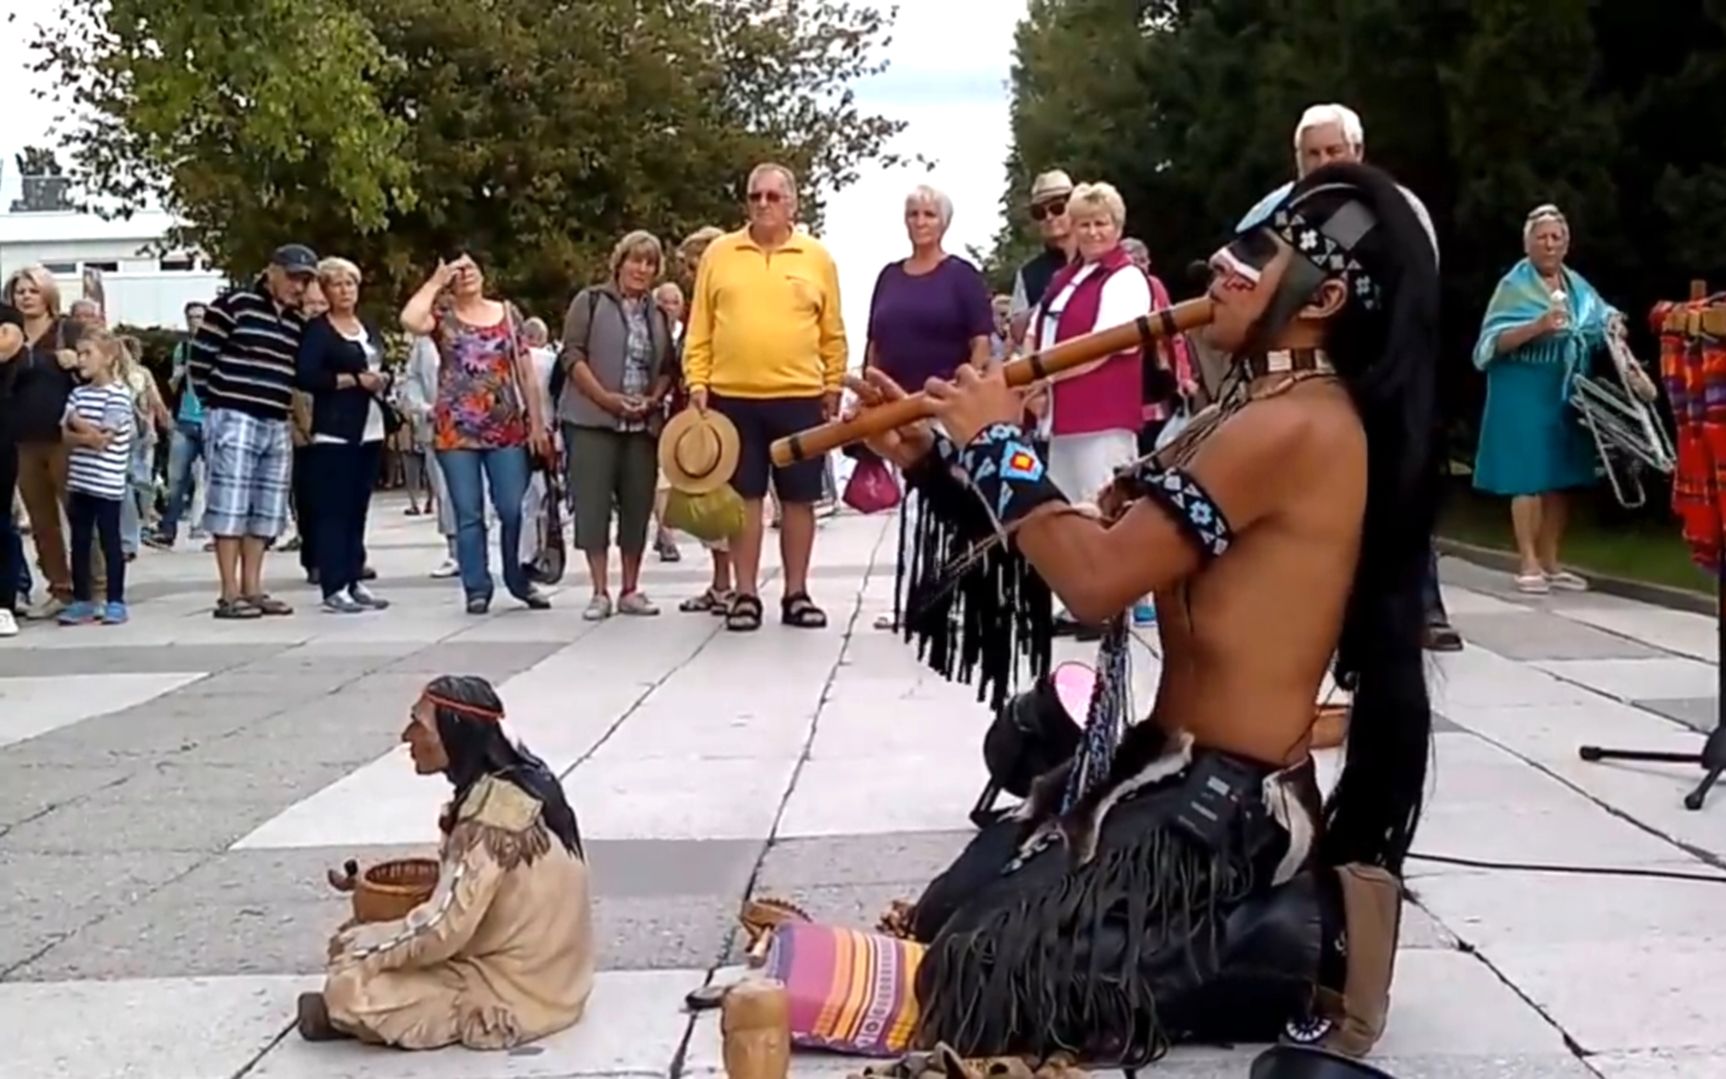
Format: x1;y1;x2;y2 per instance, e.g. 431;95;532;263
0;609;18;638
430;558;459;579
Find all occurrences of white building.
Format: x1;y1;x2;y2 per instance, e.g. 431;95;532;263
0;169;225;329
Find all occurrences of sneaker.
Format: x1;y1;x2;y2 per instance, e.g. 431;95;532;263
101;601;129;625
142;532;175;551
465;595;491;615
322;593;366;614
518;586;552;611
57;601;99;625
655;535;681;563
0;609;17;638
1545;570;1589;592
431;558;459;579
584;594;613;621
617;591;660;616
348;584;390;611
25;595;66;622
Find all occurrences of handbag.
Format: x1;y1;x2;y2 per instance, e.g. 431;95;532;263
841;452;901;514
664;485;746;543
527;453;567;584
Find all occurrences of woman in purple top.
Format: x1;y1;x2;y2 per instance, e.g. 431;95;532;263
865;184;993;630
865;185;993;385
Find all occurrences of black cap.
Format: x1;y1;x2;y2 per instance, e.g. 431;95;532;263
271;244;318;275
0;302;22;331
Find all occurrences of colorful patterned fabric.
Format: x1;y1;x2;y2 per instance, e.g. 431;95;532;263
432;308;528;452
957;423;1070;526
1654;299;1726;572
764;922;926;1057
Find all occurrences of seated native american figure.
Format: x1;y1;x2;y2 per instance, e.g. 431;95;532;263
846;162;1437;1069
297;675;595;1050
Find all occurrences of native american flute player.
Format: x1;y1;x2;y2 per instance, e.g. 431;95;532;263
297;675;596;1049
843;162;1438;1067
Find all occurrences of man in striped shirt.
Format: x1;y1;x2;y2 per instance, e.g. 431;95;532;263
188;244;317;619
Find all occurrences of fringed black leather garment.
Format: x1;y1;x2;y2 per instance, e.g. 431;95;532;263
897;445;1054;715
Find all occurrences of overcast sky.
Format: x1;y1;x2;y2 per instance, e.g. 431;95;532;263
2;2;1027;364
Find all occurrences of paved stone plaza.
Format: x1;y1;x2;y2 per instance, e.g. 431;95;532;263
3;498;1725;1078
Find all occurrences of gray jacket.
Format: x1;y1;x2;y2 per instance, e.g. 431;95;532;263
556;283;675;433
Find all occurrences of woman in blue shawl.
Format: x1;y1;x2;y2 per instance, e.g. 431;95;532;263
1472;204;1613;594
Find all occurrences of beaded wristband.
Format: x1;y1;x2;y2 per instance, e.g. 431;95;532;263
957;423;1070;528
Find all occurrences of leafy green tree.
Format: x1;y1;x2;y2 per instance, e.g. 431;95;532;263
35;0;905;321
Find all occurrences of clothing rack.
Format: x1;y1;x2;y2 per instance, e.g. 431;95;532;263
1579;280;1726;810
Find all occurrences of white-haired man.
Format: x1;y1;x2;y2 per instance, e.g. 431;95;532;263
1237;104;1437;258
1240;104;1459;654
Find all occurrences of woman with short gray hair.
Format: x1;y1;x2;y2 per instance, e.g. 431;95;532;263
557;230;677;619
863;184;992;629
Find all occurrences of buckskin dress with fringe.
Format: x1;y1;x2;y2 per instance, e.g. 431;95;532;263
321;774;596;1049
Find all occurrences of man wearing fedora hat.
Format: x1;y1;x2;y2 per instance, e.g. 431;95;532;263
1006;169;1079;350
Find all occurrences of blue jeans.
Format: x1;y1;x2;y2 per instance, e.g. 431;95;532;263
121;436;155;555
436;446;531;602
157;420;205;541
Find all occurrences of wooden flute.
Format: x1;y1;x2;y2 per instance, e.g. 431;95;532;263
767;296;1217;467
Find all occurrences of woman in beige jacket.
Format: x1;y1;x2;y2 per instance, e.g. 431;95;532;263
299;675;595;1050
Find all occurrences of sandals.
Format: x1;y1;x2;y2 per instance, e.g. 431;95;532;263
681;588;732;615
781;591;827;629
726;593;764;632
244;594;294;616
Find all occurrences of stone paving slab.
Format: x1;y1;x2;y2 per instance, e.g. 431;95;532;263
7;503;1726;1077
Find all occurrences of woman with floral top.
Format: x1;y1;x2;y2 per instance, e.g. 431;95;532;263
401;255;553;614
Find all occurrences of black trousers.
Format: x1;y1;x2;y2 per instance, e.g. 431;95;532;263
0;440;17;613
293;445;318;572
309;441;379;597
69;490;124;605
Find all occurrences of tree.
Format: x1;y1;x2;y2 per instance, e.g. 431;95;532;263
34;0;906;321
989;0;1726;500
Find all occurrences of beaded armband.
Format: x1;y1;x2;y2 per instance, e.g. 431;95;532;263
1122;461;1233;560
957;423;1070;528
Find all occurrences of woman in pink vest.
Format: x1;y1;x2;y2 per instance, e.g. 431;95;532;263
1029;182;1151;497
1028;181;1153;629
1021;181;1146;628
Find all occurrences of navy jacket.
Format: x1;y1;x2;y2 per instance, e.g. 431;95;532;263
295;314;390;443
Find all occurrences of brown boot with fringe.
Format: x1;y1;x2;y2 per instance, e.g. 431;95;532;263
1314;864;1402;1057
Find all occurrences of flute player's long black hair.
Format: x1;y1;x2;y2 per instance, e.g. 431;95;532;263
1278;163;1441;875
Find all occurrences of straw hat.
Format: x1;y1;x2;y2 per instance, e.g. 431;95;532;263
659;407;740;495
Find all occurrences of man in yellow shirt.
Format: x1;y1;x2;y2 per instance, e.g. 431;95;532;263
683;162;848;632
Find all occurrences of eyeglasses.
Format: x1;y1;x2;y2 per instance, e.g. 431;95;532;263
1029;198;1067;222
747;191;785;204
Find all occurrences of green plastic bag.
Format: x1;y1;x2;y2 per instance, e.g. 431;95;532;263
664;485;746;543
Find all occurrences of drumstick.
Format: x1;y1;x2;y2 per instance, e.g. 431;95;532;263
769;297;1216;467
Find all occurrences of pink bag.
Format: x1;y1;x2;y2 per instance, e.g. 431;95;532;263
842;455;901;514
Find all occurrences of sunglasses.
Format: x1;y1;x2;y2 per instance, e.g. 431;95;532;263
1029;198;1067;222
747;190;785;204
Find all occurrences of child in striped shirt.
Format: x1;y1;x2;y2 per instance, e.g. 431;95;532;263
59;329;135;625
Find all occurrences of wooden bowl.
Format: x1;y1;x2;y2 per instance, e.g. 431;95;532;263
352;858;439;924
